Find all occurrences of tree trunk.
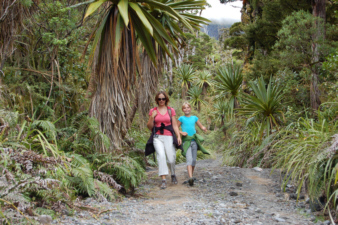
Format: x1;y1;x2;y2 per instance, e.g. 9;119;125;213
127;93;139;130
234;96;239;109
182;86;187;99
169;56;172;85
221;115;226;136
202;84;207;96
207;117;211;130
310;0;325;110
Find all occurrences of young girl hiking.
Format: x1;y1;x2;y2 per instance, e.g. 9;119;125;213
146;91;182;189
178;102;210;186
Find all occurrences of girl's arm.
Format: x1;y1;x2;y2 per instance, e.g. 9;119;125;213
177;120;188;136
172;116;182;145
196;120;207;132
146;110;157;130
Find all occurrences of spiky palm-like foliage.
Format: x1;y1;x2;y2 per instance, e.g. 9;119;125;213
194;70;213;96
175;64;196;99
187;86;206;112
215;63;243;112
240;76;285;135
84;0;209;151
213;101;231;127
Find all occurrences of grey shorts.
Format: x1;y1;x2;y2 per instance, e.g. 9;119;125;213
185;141;197;166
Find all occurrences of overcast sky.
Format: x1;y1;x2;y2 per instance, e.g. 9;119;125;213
201;0;242;22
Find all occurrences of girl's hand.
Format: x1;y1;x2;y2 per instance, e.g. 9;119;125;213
151;110;157;118
181;132;188;136
177;136;182;145
201;126;207;132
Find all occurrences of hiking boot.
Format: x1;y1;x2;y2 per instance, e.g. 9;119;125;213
171;175;178;184
160;180;167;189
188;178;194;186
183;178;196;184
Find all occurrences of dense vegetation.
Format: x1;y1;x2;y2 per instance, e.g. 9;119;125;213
220;0;338;220
0;0;337;223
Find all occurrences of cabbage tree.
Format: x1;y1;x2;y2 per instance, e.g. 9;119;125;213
187;86;206;112
194;70;213;96
175;64;196;99
215;63;243;112
240;76;285;135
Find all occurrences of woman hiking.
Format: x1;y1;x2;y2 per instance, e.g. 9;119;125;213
146;91;182;189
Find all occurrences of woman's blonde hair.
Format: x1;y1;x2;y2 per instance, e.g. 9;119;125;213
182;102;191;110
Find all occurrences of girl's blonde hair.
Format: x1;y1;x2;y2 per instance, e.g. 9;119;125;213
182;102;191;110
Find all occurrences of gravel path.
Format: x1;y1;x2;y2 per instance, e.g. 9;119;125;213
53;157;327;225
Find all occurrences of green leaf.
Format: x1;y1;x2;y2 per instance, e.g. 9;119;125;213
152;28;172;58
84;0;108;19
130;16;157;64
141;7;177;49
129;2;153;36
114;14;124;47
90;12;110;60
118;0;129;26
142;0;194;32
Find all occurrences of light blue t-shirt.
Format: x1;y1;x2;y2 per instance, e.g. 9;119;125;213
178;116;199;136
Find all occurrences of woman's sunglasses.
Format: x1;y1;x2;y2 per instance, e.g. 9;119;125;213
158;98;166;101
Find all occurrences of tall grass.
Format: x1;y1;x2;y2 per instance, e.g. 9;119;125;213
223;121;271;167
271;112;338;200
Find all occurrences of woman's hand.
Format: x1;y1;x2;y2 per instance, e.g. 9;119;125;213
147;110;157;130
201;126;207;132
171;115;182;145
151;110;157;118
181;132;188;136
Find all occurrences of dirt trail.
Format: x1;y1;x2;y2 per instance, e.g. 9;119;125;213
57;157;319;225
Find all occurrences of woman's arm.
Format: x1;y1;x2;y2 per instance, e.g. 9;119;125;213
172;116;182;145
196;120;207;132
147;111;157;130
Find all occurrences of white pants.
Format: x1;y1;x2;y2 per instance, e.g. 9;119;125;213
153;135;176;176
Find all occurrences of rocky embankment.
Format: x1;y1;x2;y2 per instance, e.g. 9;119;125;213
52;158;330;225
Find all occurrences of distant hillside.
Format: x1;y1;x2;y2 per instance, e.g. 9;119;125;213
202;19;239;39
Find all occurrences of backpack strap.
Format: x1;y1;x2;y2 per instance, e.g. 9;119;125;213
152;107;157;162
167;107;172;124
152;107;157;134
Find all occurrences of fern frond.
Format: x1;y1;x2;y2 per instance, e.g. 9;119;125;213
93;179;116;201
31;120;56;139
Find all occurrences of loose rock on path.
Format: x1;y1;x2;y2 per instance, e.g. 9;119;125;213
54;157;326;225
